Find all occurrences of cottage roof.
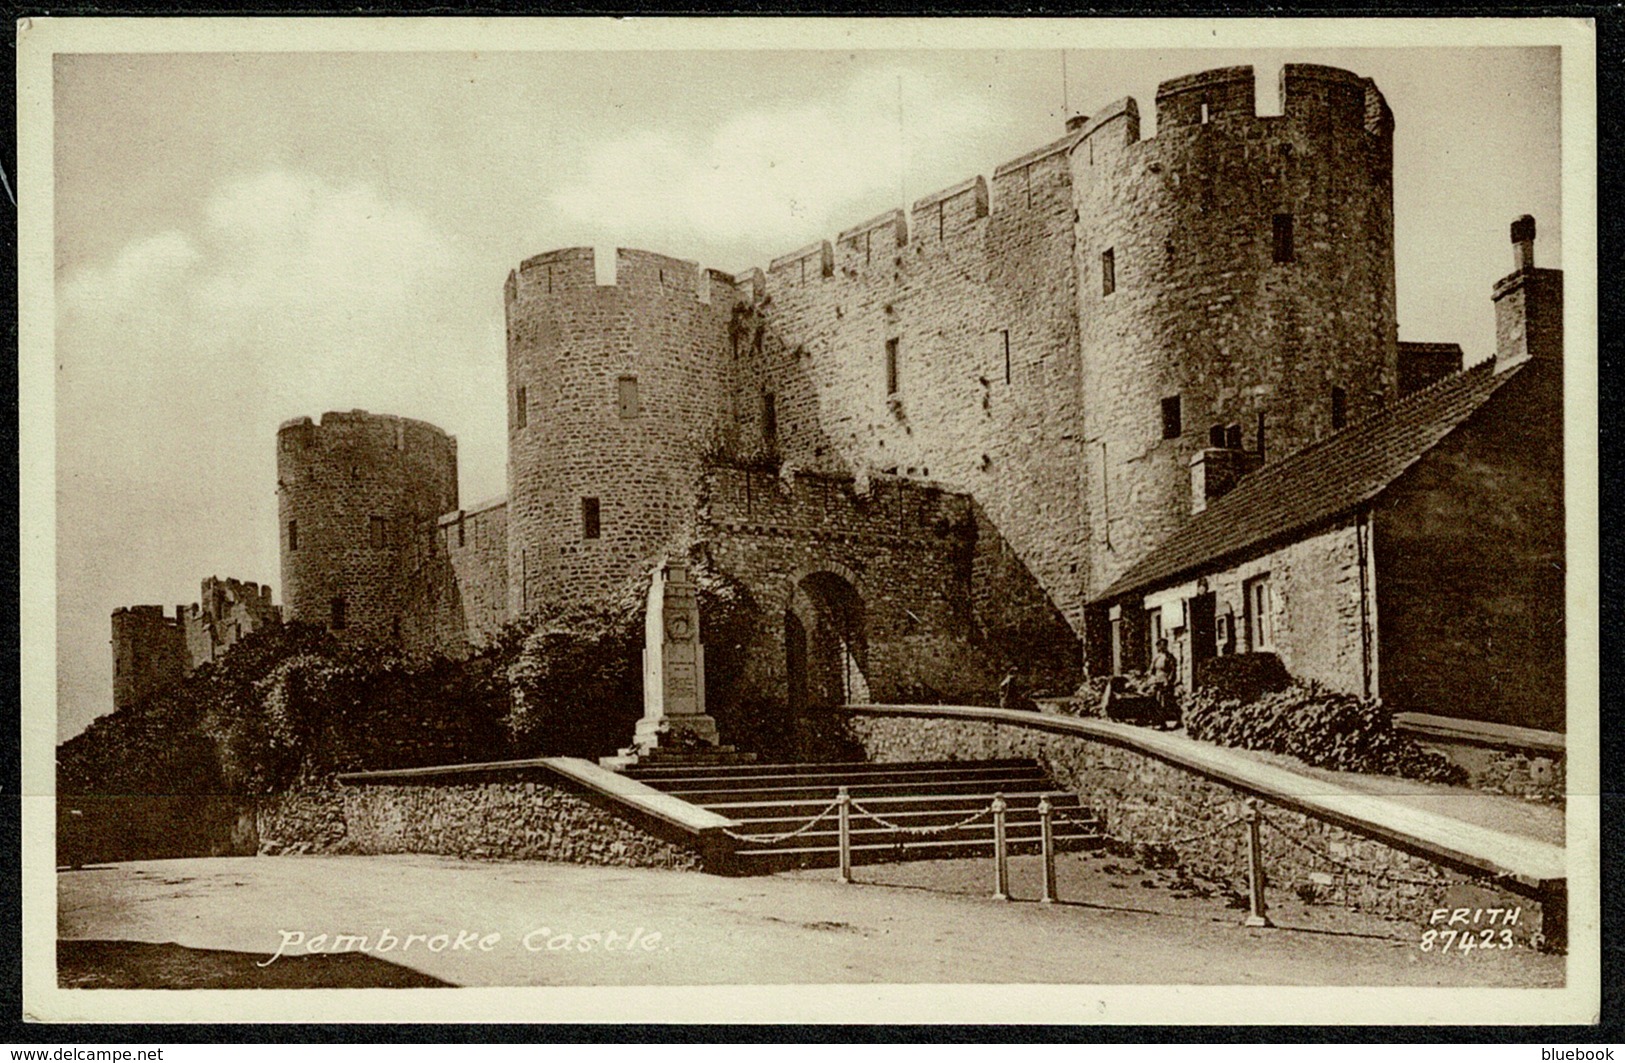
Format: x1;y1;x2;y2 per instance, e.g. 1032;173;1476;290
1095;358;1528;602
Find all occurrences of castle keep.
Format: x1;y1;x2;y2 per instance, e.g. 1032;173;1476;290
113;64;1563;736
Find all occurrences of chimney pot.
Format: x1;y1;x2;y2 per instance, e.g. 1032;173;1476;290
1511;214;1537;271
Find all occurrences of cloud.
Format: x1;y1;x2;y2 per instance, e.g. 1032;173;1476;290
55;170;489;738
550;65;1000;253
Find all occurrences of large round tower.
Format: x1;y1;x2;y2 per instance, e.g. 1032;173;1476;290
503;247;737;616
1071;64;1398;595
276;410;458;645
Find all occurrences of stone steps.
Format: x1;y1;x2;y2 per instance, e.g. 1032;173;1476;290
622;757;1102;873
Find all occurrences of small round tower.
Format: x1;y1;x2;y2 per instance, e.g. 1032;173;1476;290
1070;64;1398;594
276;410;458;645
503;247;737;616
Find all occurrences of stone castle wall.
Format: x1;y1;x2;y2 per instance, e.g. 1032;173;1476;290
255;62;1401;697
1072;65;1397;599
733;132;1091;658
278;411;459;646
110;606;189;710
111;577;281;710
845;712;1555;941
504;249;739;618
697;466;1005;704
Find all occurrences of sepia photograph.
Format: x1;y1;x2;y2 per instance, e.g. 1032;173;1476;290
17;16;1599;1025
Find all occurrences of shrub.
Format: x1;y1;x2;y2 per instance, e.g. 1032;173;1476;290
1184;680;1467;785
1193;652;1292;704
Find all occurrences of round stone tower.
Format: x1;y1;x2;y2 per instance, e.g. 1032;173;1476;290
503;247;737;616
1070;64;1399;594
276;410;458;645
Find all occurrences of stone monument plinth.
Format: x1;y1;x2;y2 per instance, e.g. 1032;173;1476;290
601;557;754;769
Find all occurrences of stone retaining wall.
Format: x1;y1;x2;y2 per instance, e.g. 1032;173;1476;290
256;776;704;871
845;712;1554;943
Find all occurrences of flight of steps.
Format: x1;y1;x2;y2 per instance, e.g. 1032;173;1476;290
622;758;1102;873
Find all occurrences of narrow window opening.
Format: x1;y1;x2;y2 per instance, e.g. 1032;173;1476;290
330;596;347;631
762;392;778;441
1161;395;1183;440
1331;386;1348;430
457;520;465;549
369;515;387;549
1200;100;1211;125
1272;213;1295;264
1245;575;1274;650
287;519;299;552
1257;412;1268;461
885;338;900;397
515;385;528;429
581;497;601;540
617;375;640;419
1101;248;1116;296
1001;329;1012;385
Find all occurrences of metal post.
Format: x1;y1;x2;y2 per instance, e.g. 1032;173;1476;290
991;792;1009;901
1038;795;1058;904
837;787;852;884
1243;798;1273;928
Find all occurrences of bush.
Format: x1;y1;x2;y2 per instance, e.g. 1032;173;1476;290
1184;680;1467;785
1193;652;1292;704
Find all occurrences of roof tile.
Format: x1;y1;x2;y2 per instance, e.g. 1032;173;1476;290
1095;359;1525;601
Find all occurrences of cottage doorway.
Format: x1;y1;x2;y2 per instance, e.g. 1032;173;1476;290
784;571;870;711
1189;591;1218;688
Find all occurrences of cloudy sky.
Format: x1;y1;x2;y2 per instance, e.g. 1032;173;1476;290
48;31;1564;739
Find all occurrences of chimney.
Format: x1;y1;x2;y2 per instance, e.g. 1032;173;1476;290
1493;214;1563;372
1511;214;1537;272
1190;447;1259;514
1398;342;1464;395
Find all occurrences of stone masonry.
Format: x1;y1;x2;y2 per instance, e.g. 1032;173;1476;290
124;63;1434;727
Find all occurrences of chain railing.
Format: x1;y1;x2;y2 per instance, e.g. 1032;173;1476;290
718;797;841;845
718;778;1529;940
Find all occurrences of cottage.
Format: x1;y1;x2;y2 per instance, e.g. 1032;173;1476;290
1089;216;1564;740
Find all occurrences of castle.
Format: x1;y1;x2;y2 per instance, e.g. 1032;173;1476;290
113;64;1565;736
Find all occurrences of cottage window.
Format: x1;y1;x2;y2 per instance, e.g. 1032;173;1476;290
1245;575;1274;650
1101;248;1116;296
581;497;601;540
515;385;528;429
1161;395;1183;440
1272;213;1295;264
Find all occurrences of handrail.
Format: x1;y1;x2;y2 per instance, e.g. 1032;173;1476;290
840;703;1565;895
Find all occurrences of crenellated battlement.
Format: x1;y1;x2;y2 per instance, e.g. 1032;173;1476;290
1070;63;1390;168
700;465;975;545
507;246;743;306
277;410;457;466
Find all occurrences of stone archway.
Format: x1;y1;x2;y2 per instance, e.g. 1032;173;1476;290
785;569;870;712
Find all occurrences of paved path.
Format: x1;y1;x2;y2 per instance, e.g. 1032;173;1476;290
58;853;1562;988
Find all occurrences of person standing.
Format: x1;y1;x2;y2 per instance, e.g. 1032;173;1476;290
1149;638;1180;728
